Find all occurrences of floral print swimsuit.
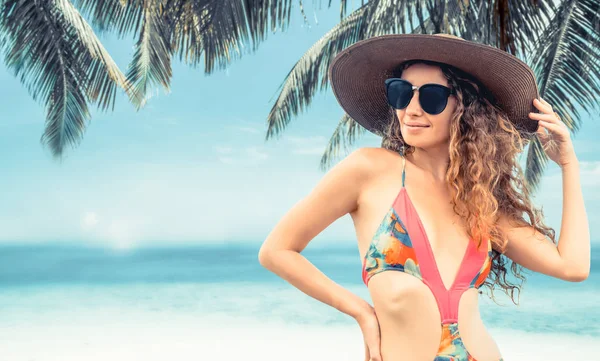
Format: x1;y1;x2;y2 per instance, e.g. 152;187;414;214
362;155;504;361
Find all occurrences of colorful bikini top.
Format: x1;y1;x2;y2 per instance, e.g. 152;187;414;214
362;155;493;324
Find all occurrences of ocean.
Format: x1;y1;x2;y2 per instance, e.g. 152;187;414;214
0;242;598;361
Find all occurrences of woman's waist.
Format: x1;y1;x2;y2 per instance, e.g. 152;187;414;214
374;299;486;334
375;313;500;361
370;281;483;321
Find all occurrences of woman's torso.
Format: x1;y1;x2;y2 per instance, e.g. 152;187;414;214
349;148;503;361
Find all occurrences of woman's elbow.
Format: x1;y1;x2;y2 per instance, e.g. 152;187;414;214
258;247;272;267
564;267;590;282
258;246;283;269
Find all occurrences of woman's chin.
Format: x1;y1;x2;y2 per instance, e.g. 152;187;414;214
402;138;442;150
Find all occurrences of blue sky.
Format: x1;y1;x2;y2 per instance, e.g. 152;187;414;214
0;3;598;250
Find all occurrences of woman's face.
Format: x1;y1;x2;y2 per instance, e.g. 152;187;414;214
396;63;457;149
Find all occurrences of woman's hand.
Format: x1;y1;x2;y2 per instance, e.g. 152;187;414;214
528;97;578;168
355;304;383;361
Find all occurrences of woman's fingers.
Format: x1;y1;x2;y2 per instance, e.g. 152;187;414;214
528;111;563;127
365;317;382;361
536;119;562;134
368;349;383;361
533;97;553;114
364;331;382;361
357;305;383;361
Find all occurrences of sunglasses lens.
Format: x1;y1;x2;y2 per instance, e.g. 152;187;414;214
385;79;452;115
386;79;413;109
420;85;450;115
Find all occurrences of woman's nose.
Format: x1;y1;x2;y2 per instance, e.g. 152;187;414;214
405;91;423;115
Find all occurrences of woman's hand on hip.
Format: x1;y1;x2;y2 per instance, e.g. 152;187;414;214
356;304;383;361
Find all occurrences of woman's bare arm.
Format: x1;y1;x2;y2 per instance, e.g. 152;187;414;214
258;147;374;320
499;160;590;282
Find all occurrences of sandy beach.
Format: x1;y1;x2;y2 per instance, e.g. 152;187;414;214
1;315;598;361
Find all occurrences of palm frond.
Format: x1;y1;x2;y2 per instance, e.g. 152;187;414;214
524;0;600;192
169;0;204;64
125;2;172;109
263;0;446;169
74;0;305;74
170;0;296;73
70;0;143;35
265;0;414;142
525;136;550;193
0;0;130;159
483;0;553;55
319;114;367;171
57;0;131;108
315;17;439;171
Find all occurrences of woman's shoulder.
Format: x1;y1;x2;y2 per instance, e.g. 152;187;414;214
336;148;404;191
349;147;404;171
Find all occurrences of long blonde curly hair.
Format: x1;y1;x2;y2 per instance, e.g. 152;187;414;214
381;59;557;305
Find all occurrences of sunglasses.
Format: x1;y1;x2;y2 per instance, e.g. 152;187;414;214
385;78;455;115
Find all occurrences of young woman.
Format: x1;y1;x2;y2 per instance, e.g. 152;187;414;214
258;33;590;361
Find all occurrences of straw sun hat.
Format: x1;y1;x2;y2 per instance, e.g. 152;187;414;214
328;33;541;138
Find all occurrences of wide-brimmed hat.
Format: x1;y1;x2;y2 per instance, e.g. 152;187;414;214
328;33;540;138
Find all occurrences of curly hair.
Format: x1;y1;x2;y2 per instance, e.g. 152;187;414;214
381;59;557;306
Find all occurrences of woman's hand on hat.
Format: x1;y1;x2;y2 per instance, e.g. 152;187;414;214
529;97;577;168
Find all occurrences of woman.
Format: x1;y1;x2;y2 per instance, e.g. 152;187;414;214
258;33;590;361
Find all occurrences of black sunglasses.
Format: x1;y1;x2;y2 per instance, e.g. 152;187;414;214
385;78;455;115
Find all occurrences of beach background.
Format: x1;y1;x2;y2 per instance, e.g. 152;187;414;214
0;243;598;361
1;1;599;361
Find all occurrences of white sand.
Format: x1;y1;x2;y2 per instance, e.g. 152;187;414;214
0;314;598;361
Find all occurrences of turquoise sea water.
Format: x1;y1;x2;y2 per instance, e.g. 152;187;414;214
0;242;598;337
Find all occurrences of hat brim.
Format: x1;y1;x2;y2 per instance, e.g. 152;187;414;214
328;34;540;137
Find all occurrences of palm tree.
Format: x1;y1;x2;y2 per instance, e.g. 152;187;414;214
0;0;132;159
1;1;599;193
264;0;600;192
0;0;301;160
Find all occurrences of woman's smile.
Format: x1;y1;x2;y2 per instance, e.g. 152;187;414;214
405;123;431;131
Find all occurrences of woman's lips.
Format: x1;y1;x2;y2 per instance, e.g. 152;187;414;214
405;124;430;130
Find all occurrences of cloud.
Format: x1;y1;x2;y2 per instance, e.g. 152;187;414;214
579;161;600;182
543;160;600;192
572;139;600;155
285;135;327;145
160;117;179;125
284;135;328;156
81;212;99;231
214;146;234;154
246;147;268;162
218;156;235;164
1;157;598;245
105;219;139;250
0;118;40;127
292;146;326;155
138;115;179;132
226;125;261;134
214;146;269;165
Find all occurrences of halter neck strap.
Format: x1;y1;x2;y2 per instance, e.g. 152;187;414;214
401;155;406;187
